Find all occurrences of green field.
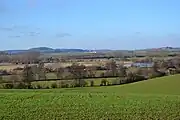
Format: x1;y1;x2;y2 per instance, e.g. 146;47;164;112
0;75;180;120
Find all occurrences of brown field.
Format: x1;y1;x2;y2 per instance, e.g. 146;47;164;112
0;64;24;71
0;61;107;71
0;59;134;71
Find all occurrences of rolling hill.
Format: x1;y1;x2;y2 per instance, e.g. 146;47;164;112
0;74;180;119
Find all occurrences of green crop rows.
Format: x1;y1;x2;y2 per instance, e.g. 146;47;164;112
0;74;180;120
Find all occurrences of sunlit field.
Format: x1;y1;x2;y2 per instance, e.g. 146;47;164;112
0;75;180;120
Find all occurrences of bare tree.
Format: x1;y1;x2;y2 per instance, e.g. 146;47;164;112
118;64;127;77
86;66;97;78
22;65;35;86
13;51;40;64
105;60;118;77
68;63;87;86
126;69;136;82
152;61;159;72
10;75;21;84
37;62;46;80
0;75;3;83
55;67;64;79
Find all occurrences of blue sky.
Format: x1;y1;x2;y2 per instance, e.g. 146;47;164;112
0;0;180;50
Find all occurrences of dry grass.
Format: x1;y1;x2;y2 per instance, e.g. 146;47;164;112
0;65;24;71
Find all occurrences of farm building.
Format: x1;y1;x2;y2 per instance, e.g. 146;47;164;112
132;62;154;68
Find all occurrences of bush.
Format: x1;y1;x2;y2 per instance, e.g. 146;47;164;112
26;83;33;89
2;82;33;89
100;79;108;86
13;82;33;89
107;81;111;86
149;71;166;79
62;84;69;88
100;72;105;77
68;82;74;88
0;84;3;89
45;86;50;89
80;79;88;87
90;80;94;87
59;81;69;88
36;84;42;89
51;82;57;88
119;79;126;84
3;83;14;89
14;82;26;89
135;75;146;82
71;80;77;87
73;79;88;87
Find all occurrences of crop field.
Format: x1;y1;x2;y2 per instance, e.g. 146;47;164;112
0;75;180;120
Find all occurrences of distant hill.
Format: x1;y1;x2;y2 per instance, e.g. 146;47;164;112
29;47;54;51
2;46;180;55
4;50;28;54
3;47;93;54
54;48;91;53
139;47;180;52
28;47;54;53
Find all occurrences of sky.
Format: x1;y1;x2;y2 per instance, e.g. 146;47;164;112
0;0;180;50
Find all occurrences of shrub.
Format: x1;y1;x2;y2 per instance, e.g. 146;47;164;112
100;72;105;77
3;83;14;89
37;84;42;89
71;80;77;87
107;81;111;86
14;82;26;89
61;84;69;88
73;79;88;87
59;81;69;88
90;80;94;87
149;71;166;79
13;82;33;89
0;84;3;89
80;79;88;87
26;83;33;89
51;82;57;88
134;75;146;82
45;86;50;89
119;79;126;84
100;79;108;86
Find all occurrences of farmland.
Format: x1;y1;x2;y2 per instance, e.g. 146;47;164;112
0;74;180;120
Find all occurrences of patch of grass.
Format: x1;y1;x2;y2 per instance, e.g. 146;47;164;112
0;75;180;120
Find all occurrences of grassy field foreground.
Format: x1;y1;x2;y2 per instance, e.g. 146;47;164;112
0;75;180;120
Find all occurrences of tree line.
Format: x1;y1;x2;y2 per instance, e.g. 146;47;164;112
1;56;180;89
